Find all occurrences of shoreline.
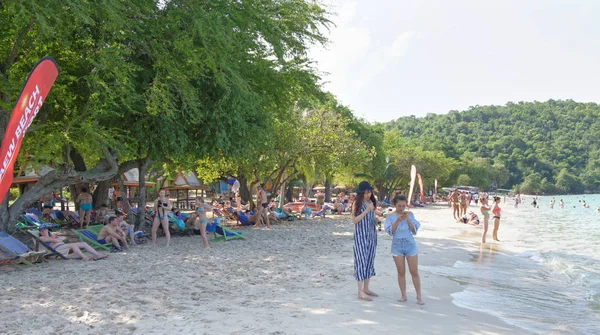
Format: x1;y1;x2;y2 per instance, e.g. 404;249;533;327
0;208;530;334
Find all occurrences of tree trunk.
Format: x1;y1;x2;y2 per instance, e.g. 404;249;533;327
278;172;286;208
2;146;118;232
135;158;150;230
0;193;10;232
324;178;331;203
285;184;293;202
70;146;89;211
93;178;114;209
238;174;251;203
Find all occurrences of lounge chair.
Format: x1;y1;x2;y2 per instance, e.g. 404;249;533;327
51;210;71;226
0;232;47;265
16;213;58;231
26;230;69;260
73;228;113;251
235;211;255;226
207;218;246;241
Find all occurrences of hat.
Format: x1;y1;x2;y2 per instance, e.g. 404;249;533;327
356;181;374;193
39;225;49;230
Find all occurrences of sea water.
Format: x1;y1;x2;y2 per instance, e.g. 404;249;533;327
425;194;600;335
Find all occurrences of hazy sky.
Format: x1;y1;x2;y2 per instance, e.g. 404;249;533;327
309;0;600;122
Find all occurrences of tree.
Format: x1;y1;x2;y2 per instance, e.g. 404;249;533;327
0;0;334;231
555;168;584;193
456;174;471;186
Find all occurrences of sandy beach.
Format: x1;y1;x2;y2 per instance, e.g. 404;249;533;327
0;205;530;335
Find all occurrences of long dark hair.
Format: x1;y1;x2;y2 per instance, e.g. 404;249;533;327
354;191;377;216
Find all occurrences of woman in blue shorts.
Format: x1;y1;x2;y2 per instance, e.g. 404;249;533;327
384;195;424;305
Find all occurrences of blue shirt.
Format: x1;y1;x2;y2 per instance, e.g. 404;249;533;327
384;212;420;239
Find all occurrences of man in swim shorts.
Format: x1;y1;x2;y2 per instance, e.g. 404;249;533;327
98;216;129;251
77;188;93;229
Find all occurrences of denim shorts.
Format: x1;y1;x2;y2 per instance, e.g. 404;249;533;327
391;238;418;257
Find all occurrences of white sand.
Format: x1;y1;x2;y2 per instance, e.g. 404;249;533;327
0;205;530;335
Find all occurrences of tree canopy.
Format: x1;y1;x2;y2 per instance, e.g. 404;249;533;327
384;100;600;194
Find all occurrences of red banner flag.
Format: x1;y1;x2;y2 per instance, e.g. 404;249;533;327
0;57;59;200
417;173;425;203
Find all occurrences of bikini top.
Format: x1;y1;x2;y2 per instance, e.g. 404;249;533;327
197;206;203;213
493;207;501;213
158;200;169;208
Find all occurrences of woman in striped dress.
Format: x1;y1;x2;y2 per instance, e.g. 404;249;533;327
352;181;378;301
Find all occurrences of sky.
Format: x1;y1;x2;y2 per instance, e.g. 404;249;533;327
309;0;600;122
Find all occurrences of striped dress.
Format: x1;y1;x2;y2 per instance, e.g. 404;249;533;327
354;204;377;281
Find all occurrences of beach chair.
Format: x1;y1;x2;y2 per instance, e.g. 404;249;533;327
51;210;71;226
207;218;246;241
17;213;58;231
275;208;296;221
236;211;255;226
73;228;112;251
26;230;69;260
0;232;47;265
167;213;192;236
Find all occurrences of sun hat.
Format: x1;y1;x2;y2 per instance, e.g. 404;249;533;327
356;181;374;193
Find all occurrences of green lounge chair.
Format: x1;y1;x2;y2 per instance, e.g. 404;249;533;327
73;228;112;251
207;218;246;242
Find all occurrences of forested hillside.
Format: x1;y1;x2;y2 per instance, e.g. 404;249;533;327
384;100;600;194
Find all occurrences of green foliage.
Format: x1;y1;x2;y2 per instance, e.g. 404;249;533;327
456;174;471;186
555;168;584;193
384;100;600;194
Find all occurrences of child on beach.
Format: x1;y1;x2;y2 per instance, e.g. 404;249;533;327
384;195;424;305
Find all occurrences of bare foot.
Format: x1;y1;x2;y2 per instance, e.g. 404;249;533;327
398;297;407;302
364;290;378;297
358;294;372;301
417;299;425;305
84;256;94;261
494;238;500;242
94;254;109;260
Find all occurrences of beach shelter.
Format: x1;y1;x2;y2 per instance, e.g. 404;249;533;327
112;168;156;206
164;171;210;209
10;165;70;211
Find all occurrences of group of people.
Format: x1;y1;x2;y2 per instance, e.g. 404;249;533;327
448;190;502;243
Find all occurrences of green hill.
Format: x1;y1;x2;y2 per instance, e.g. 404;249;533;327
383;100;600;194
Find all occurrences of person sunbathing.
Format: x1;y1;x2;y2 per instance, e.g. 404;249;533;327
98;216;129;251
38;226;109;261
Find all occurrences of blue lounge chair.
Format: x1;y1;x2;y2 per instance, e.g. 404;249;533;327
0;232;47;265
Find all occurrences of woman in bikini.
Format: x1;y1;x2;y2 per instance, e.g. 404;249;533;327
192;197;211;248
38;226;109;260
480;196;491;243
151;189;171;247
492;196;502;241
